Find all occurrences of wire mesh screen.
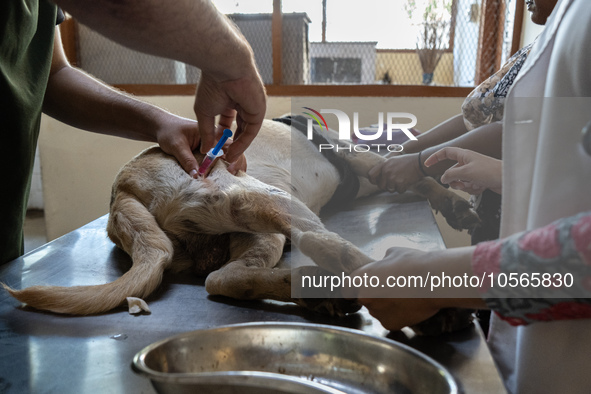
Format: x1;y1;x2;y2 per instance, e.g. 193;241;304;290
227;13;310;84
300;0;519;87
77;23;201;85
74;0;518;88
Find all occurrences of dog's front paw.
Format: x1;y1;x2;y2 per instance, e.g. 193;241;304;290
439;196;481;231
411;178;481;232
452;198;481;231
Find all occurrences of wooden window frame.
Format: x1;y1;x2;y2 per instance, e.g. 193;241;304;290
60;0;523;98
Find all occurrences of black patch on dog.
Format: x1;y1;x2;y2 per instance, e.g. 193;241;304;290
273;116;360;214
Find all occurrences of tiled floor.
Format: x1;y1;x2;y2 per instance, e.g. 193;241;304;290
23;210;47;254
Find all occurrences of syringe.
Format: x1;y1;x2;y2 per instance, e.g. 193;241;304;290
197;128;233;177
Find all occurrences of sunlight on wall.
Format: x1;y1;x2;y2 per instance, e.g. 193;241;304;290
376;52;454;85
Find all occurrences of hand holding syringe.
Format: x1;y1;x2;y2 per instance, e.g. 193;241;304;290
197;128;233;177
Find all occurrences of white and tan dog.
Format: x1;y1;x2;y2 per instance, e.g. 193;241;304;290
4;119;478;331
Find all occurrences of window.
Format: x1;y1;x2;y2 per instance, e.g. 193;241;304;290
312;57;363;83
60;0;523;97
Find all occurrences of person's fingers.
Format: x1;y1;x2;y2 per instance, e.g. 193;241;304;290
196;74;265;163
369;162;408;193
466;182;486;194
378;172;391;192
424;147;466;167
367;162;383;184
341;282;359;299
195;76;226;154
448;180;467;190
226;153;247;174
384;150;403;159
450;181;476;192
155;117;201;177
196;112;216;154
440;163;468;185
226;118;263;163
228;74;266;125
173;144;200;178
449;181;485;195
360;302;407;331
218;109;237;130
222;74;266;162
468;187;486;195
342;260;383;299
385;246;401;257
362;299;441;332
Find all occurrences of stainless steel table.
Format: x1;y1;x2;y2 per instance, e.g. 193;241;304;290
0;193;505;393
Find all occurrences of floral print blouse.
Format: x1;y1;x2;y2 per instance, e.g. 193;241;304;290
472;211;591;325
462;43;534;131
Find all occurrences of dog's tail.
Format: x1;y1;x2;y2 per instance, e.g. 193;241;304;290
3;194;174;315
1;262;166;315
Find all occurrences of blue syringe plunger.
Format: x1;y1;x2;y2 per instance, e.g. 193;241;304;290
197;128;233;177
212;128;233;156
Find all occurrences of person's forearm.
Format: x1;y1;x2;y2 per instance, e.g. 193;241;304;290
402;114;467;153
43;64;175;141
424;246;488;310
54;0;255;81
420;121;503;177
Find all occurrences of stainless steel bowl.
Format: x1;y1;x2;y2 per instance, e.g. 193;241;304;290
132;322;458;394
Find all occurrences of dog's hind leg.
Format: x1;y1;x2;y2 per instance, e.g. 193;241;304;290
205;233;289;301
224;187;374;275
3;193;174;315
204;232;360;316
156;170;375;276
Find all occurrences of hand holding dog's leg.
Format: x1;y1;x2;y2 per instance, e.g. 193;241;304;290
347;247;486;335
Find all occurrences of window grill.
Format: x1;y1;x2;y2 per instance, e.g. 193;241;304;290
62;0;523;95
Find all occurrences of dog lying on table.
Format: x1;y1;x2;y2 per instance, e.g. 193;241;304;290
4;118;479;335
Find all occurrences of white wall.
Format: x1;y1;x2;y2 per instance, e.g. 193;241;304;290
39;95;470;248
27;149;44;210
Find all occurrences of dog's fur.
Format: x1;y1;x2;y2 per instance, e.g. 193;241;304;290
4;120;479;332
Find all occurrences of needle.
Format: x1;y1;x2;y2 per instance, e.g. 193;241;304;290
197;129;233;177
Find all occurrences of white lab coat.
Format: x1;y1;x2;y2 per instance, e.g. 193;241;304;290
491;0;591;392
